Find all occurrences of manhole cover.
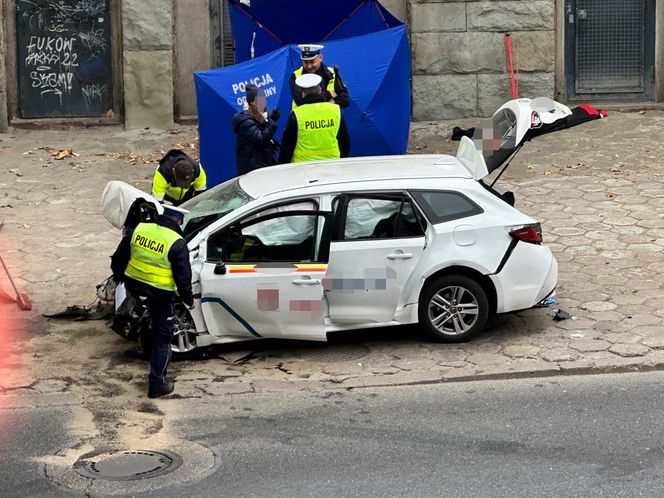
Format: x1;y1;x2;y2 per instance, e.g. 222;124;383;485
74;450;182;481
296;344;369;362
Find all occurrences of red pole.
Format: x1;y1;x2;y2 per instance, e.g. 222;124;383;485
504;34;518;99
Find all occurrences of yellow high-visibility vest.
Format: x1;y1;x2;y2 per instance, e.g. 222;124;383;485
292;67;336;109
125;223;182;291
292;102;341;163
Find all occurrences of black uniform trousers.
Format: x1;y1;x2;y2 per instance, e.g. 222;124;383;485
146;296;174;393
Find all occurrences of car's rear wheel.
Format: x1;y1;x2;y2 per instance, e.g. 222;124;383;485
419;274;489;342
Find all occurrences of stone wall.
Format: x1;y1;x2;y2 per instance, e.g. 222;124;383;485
122;0;174;129
0;7;8;133
410;0;555;120
174;0;211;119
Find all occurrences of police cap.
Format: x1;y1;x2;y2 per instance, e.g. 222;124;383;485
298;44;324;61
295;73;323;89
162;205;188;222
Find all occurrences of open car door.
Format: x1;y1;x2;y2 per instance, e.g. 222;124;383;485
198;210;333;341
456;97;607;180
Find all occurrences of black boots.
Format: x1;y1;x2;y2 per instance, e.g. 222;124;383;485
148;381;174;399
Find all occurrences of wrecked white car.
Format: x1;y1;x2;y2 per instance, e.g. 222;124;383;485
101;97;606;354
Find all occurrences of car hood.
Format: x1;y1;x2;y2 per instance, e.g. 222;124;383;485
456;97;607;180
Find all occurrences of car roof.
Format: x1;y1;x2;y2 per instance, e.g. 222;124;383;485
238;155;471;198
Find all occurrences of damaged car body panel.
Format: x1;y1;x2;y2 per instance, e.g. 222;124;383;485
101;98;606;352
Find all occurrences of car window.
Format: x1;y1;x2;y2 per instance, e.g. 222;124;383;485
243;200;317;223
342;197;424;240
180;178;253;239
410;190;483;224
241;200;317;245
207;213;320;263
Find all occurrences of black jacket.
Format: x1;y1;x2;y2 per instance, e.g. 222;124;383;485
231;111;278;176
289;63;350;108
278;94;351;165
111;215;194;306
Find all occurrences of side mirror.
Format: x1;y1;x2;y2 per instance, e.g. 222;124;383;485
214;261;227;275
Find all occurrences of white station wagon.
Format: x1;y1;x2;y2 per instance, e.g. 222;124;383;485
102;98;605;354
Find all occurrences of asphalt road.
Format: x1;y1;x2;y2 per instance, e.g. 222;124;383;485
165;372;664;498
6;372;664;497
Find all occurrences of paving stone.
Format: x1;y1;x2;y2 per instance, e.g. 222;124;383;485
391;359;437;371
539;348;580;362
553;318;595;331
568;339;611;352
609;343;650;357
502;345;540;358
436;361;467;368
428;349;468;363
587;311;623;322
466;353;506;365
462;343;502;354
641;337;664;350
581;301;617;312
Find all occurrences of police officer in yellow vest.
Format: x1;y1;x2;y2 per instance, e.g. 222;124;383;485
151;149;207;207
111;205;194;399
289;44;350;109
279;73;351;164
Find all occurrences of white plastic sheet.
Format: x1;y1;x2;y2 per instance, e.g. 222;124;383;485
100;181;162;229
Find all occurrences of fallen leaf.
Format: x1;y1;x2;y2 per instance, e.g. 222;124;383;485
53;148;78;160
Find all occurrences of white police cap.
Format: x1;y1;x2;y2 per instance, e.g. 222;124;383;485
298;44;324;60
162;204;189;221
295;73;323;89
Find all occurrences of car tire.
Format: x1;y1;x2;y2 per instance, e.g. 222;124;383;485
419;274;489;343
171;303;198;357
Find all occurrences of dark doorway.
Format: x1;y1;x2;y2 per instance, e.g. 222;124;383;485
210;0;235;68
565;0;655;100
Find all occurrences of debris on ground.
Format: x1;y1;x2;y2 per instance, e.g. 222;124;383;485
41;147;79;160
43;302;114;321
535;296;556;308
552;308;574;321
218;350;256;363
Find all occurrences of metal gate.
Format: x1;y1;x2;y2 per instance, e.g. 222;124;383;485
565;0;655;100
210;0;235;67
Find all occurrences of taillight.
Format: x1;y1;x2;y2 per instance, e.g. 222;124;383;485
510;223;543;244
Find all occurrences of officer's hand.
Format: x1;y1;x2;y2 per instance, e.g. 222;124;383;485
268;108;281;122
188;301;196;310
329;90;337;99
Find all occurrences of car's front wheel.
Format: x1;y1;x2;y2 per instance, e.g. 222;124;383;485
419;274;489;342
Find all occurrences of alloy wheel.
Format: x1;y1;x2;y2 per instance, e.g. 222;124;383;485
427;285;480;335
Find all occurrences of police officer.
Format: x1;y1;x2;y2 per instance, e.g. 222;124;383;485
279;73;351;165
289;44;350;109
152;149;207;206
111;205;194;398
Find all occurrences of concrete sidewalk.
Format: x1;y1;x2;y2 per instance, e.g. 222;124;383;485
1;110;664;403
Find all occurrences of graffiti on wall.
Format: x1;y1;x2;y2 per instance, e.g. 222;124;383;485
16;0;113;118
